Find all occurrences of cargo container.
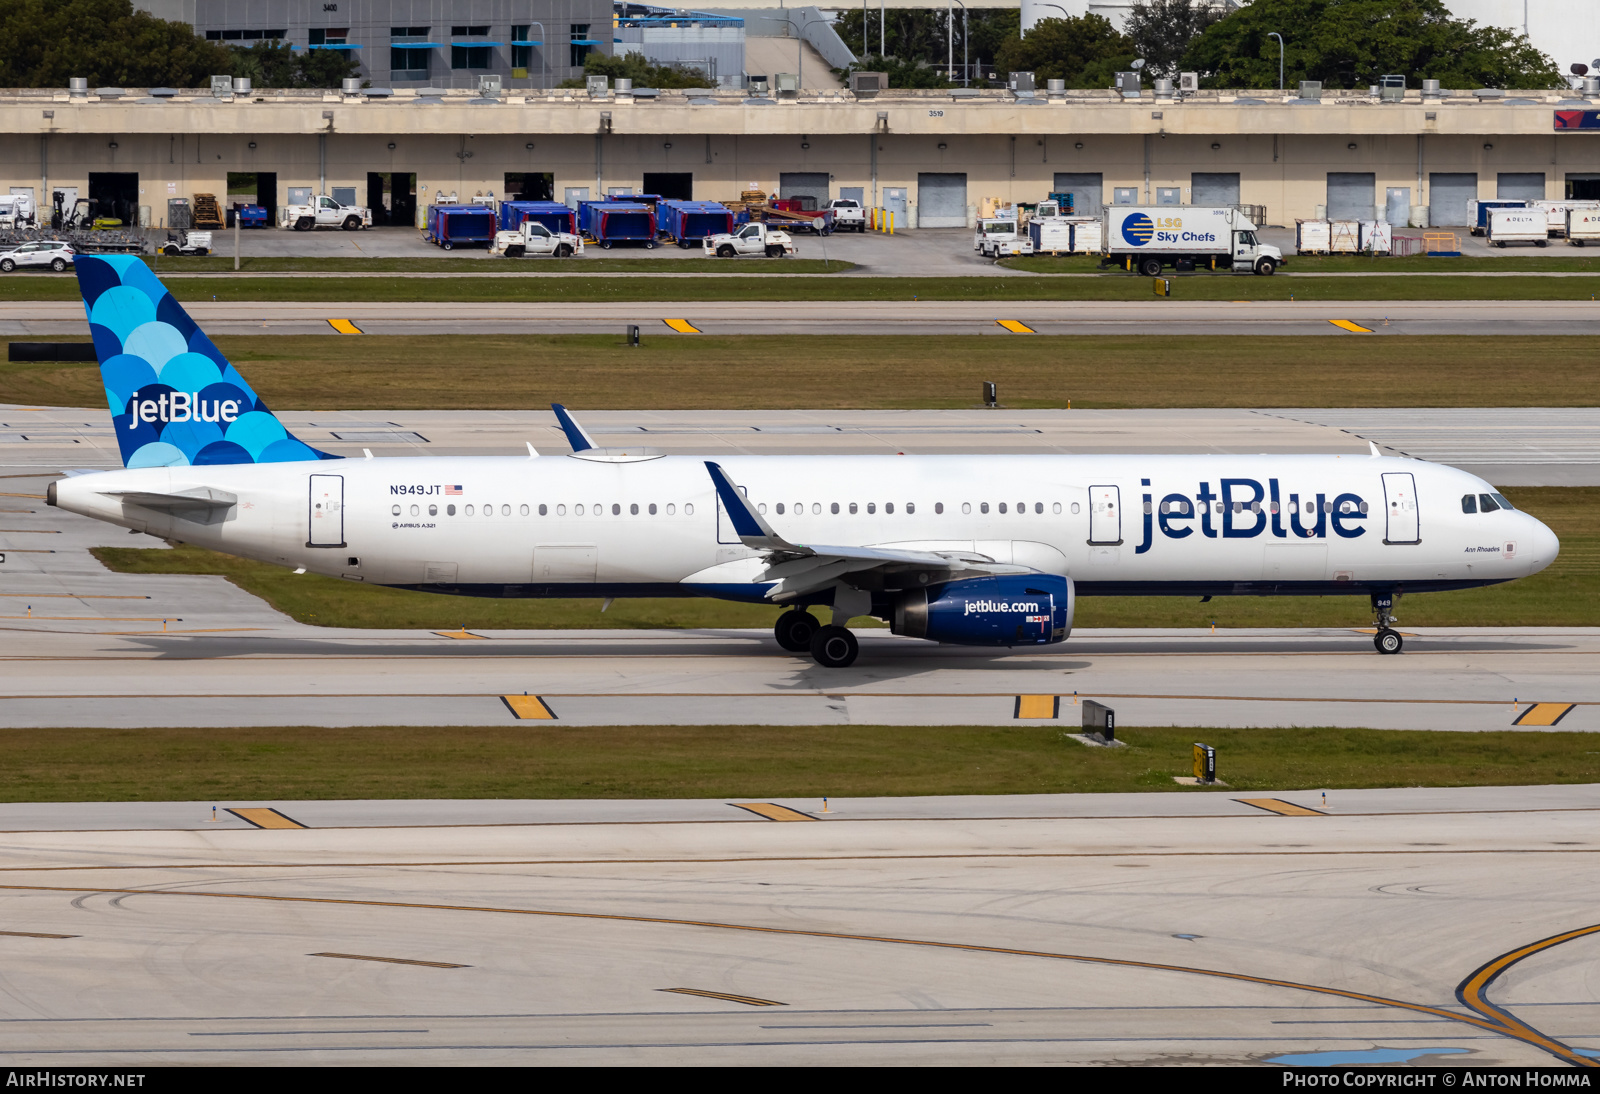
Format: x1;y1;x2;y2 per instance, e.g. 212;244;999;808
1467;199;1525;236
1329;219;1362;254
1028;216;1073;255
1102;206;1282;275
1360;220;1393;255
578;200;657;248
1530;199;1600;237
425;203;497;249
498;200;577;236
1067;218;1102;253
1295;219;1331;254
657;200;734;247
1567;207;1600;246
1487;207;1547;247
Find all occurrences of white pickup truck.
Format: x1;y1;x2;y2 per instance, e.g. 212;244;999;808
489;221;585;259
703;222;797;258
278;195;373;232
974;217;1034;258
825;198;867;233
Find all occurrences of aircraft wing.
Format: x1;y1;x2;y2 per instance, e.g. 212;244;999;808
704;462;1029;600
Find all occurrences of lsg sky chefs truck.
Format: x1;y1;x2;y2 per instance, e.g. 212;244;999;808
1101;206;1285;276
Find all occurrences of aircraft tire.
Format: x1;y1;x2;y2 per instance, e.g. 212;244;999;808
810;625;859;668
1374;628;1403;655
774;610;819;652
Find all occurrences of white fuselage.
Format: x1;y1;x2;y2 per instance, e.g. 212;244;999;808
53;452;1559;605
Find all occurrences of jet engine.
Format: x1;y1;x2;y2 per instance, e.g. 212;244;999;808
890;574;1073;647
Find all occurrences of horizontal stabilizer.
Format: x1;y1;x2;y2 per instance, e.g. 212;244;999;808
101;486;238;513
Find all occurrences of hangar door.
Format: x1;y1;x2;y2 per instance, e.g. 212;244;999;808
1326;172;1376;219
1429;172;1477;227
917;173;968;227
779;172;829;209
1053;172;1103;217
1191;172;1240;206
1498;172;1545;201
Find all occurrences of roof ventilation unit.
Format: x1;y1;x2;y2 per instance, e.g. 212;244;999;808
849;71;884;96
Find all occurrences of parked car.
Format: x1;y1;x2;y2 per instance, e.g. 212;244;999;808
0;240;75;273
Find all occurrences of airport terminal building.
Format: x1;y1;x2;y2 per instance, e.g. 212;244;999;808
6;82;1600;231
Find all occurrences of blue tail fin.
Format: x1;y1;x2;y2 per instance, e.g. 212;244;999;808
75;254;337;468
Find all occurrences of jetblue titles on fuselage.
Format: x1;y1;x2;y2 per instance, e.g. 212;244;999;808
1135;477;1366;554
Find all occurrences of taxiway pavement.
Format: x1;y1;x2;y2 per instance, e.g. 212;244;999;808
0;786;1592;1065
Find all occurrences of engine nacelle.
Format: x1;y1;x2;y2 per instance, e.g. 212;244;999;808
891;574;1074;647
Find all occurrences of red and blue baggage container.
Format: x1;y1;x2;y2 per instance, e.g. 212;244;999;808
658;200;734;247
578;200;657;249
425;204;497;249
498;200;577;235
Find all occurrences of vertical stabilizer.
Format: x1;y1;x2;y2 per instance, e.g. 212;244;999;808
76;254;337;468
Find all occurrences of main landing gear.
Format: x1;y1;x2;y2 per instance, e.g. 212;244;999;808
1371;590;1403;655
773;609;860;668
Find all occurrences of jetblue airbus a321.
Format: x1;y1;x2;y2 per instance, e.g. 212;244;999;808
49;256;1560;666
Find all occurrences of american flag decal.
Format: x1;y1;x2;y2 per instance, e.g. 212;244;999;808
445;485;463;495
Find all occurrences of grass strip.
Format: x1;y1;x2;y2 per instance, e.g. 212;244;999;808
89;488;1597;631
1001;253;1600;275
9;274;1600;302
3;725;1596;802
7;334;1599;410
140;256;853;275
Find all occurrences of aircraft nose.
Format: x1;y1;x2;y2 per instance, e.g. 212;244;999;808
1522;514;1560;574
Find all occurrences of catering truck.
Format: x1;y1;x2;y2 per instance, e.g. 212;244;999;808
1101;205;1284;276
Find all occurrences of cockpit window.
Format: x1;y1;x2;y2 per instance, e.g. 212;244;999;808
1461;494;1478;514
1479;493;1500;512
1490;493;1514;511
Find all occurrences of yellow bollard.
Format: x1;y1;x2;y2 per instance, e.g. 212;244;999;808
889;211;894;236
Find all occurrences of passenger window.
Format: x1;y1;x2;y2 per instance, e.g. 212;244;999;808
980;502;989;514
849;502;858;514
867;502;876;514
998;502;1007;514
447;504;456;516
612;503;621;515
935;502;943;514
1358;502;1368;514
962;502;971;514
885;503;894;514
520;504;530;516
483;505;493;517
428;504;437;516
684;503;694;515
502;504;511;516
812;502;821;515
410;504;419;516
830;502;839;514
1034;502;1043;514
391;504;401;516
630;503;638;515
1070;502;1080;514
906;502;915;514
555;504;565;516
1144;500;1153;514
1462;494;1478;514
466;504;476;516
593;502;602;516
649;503;657;515
1322;502;1331;513
666;503;676;515
1491;493;1514;511
574;504;584;516
758;502;767;514
1479;493;1500;512
775;503;785;515
1053;502;1062;514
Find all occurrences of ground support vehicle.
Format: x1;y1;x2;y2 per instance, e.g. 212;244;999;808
497;200;578;236
741;203;834;235
658;201;734;247
424;204;497;249
1487;208;1548;247
488;221;584;258
1360;220;1393;255
1568;207;1600;245
825;198;866;232
1467;199;1526;236
1296;219;1331;254
1328;219;1361;253
1104;206;1284;276
579;201;657;249
975;216;1034;258
703;222;796;258
1067;218;1103;253
280;195;373;232
0;193;36;229
230;204;269;229
0;239;74;272
1530;199;1599;237
158;230;212;256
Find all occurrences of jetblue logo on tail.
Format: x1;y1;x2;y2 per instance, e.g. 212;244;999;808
75;254;336;468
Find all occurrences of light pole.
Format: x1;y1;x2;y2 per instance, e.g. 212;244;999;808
1268;31;1284;91
949;0;966;85
798;16;828;92
528;20;547;89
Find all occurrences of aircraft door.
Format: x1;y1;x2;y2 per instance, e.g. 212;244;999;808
1088;485;1122;545
1381;472;1420;544
307;475;345;547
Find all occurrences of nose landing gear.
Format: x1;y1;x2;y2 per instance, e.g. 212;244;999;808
1371;590;1403;654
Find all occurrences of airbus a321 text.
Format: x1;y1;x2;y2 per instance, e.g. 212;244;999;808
49;256;1559;666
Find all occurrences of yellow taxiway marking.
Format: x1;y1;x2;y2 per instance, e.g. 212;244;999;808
659;987;786;1006
0;493;47;500
996;319;1036;334
311;952;466;969
326;318;364;335
0;930;78;939
502;694;557;720
731;802;817;822
1014;694;1060;719
1329;319;1374;333
0;882;1590;1065
664;318;701;333
1237;798;1326;816
1514;702;1576;727
433;629;487;640
226;807;308;830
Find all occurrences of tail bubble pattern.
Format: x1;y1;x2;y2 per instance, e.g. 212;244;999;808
77;254;336;468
